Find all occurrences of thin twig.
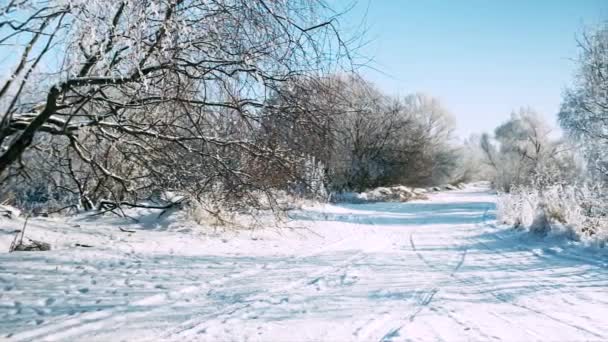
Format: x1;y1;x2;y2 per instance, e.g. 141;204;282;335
119;227;136;233
19;216;28;245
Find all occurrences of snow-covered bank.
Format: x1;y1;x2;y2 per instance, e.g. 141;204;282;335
1;184;608;341
330;183;467;203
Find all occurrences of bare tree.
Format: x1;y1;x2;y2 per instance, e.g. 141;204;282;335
0;0;351;211
263;76;461;191
394;93;458;186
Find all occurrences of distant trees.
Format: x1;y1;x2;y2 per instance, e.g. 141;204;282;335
448;134;493;186
559;24;608;183
480;108;579;191
263;75;462;192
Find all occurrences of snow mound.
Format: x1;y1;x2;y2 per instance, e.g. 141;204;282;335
331;183;468;203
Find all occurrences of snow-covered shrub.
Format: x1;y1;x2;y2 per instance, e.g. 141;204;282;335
529;205;552;236
496;185;538;228
328;192;365;203
185;187;319;229
186;199;234;227
497;184;608;244
185;197;277;230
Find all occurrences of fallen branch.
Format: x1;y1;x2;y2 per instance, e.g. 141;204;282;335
46;204;79;216
119;227;136;233
97;199;186;211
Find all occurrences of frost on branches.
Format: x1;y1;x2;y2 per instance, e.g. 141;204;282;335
497;184;608;246
0;0;349;213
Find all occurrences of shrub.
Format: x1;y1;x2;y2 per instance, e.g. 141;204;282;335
497;184;608;245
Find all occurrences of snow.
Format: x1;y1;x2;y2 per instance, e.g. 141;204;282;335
1;183;608;341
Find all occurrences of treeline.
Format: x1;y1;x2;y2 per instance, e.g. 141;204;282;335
0;0;469;215
264;75;466;192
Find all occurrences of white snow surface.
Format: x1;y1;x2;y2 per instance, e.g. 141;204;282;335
1;183;608;341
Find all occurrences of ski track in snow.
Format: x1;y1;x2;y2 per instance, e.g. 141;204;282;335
1;184;608;341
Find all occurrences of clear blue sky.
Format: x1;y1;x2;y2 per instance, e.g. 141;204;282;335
335;0;607;138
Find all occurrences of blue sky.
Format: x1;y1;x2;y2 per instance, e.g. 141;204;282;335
336;0;607;138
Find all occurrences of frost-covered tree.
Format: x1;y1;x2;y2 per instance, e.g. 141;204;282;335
482;108;579;191
453;134;494;183
0;0;350;210
559;24;608;183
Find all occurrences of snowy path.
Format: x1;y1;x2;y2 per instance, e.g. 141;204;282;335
1;185;608;341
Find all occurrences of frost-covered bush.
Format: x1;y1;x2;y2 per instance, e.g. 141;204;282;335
184;185;322;229
496;185;539;228
186;199;235;228
497;184;608;245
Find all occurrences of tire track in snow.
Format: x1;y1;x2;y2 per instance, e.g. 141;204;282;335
15;213;376;341
352;286;440;342
472;219;608;308
354;224;471;340
401;205;542;339
456;204;607;340
162;250;370;340
356;229;472;342
346;211;436;342
354;199;476;342
14;242;337;342
160;215;379;340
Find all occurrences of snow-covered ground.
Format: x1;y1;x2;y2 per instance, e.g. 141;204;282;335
1;184;608;341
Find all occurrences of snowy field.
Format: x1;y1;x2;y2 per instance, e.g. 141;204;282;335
1;184;608;341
